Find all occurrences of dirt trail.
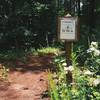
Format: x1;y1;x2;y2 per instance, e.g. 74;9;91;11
0;55;54;100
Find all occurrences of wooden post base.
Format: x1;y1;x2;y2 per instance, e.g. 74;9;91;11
65;41;73;84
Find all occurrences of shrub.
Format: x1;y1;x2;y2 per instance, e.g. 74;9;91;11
85;41;100;74
48;54;100;100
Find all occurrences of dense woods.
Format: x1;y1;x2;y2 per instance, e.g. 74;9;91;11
0;1;100;100
0;0;99;50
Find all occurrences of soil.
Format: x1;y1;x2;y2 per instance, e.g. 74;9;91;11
0;55;55;100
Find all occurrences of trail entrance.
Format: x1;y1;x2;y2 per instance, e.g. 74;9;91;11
0;55;54;100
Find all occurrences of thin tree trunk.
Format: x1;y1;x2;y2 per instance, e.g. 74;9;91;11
89;0;95;41
77;0;80;17
89;0;95;33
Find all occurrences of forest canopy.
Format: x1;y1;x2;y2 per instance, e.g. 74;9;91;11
0;0;100;50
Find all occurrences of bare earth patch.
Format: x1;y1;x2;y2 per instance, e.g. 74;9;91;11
0;55;55;100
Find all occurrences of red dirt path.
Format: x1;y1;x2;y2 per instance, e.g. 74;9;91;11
0;55;55;100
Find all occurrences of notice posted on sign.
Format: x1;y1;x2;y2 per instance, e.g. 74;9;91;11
59;17;77;41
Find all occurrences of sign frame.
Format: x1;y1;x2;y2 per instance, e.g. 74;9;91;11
58;15;79;42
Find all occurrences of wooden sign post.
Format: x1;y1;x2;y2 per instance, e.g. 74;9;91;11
58;14;79;83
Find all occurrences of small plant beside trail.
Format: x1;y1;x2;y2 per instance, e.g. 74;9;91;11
31;47;60;56
0;64;9;80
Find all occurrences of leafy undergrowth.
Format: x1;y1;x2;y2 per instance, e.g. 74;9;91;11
48;57;100;100
48;42;100;100
0;65;9;80
31;47;60;56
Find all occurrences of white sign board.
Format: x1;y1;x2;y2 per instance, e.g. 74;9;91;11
59;17;78;41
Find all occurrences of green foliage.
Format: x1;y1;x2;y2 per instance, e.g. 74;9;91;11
0;50;25;61
0;0;58;49
71;52;78;67
0;52;17;61
37;47;59;55
48;53;100;100
48;71;59;100
0;0;100;50
31;47;60;56
84;42;100;74
0;66;9;79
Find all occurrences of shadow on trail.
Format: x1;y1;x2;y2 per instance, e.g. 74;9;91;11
7;55;56;74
